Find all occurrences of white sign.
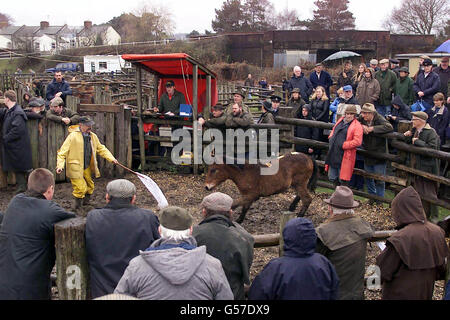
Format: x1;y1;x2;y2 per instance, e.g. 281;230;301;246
136;172;169;210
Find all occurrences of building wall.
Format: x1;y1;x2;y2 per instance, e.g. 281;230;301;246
0;35;12;49
34;34;56;52
104;27;121;45
83;55;124;73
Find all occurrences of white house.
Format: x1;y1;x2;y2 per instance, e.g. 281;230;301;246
83;55;131;73
0;26;23;49
77;21;121;46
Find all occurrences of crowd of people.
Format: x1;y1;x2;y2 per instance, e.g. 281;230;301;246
0;62;449;301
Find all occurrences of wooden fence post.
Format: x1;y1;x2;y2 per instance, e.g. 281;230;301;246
279;211;296;257
55;217;90;300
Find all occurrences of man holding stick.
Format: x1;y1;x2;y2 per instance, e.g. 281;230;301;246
56;116;118;210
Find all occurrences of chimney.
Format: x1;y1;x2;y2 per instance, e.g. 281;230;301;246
40;21;49;29
84;21;92;29
0;21;8;29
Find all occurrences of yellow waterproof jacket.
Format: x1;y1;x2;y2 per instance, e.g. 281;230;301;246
56;125;115;179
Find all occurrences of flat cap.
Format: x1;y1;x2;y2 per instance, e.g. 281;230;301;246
291;87;301;93
411;111;428;121
212;103;225;110
369;59;378;65
361;103;376;113
343;85;353;92
379;58;389;64
106;179;136;198
28;97;45;107
50;97;64;107
389;58;399;64
422;58;433;66
201;192;233;212
79;115;95;126
160;206;193;231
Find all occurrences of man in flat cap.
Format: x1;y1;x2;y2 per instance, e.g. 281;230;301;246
433;56;449;100
358;103;393;199
389;58;400;77
153;80;186;116
85;179;160;298
193;192;254;300
115;206;233;300
46;97;80;125
56;116;118;210
309;62;333;98
316;186;373;300
225;88;252;116
198;103;227;129
24;97;46;120
375;59;397;116
394;67;415;106
404;111;440;222
370;59;379;72
413;58;441;116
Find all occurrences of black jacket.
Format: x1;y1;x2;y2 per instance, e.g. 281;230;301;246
287;74;313;103
413;71;441;107
86;198;160;298
0;192;75;299
0;104;32;172
193;214;254;300
294;105;317;154
310;98;330;123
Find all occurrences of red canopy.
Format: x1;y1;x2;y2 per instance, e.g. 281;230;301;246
122;53;218;113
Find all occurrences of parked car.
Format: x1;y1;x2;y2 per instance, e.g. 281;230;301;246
45;63;81;73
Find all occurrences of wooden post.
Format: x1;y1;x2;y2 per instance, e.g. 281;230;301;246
277;107;293;155
55;217;90;300
136;66;146;171
192;64;199;175
279;211;296;257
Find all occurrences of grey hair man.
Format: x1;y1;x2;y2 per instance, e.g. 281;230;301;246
86;179;160;298
316;186;374;300
115;206;233;300
193;192;254;300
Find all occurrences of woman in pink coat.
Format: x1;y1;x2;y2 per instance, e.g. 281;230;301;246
325;105;363;187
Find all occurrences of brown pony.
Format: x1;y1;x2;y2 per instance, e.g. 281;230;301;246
205;153;317;223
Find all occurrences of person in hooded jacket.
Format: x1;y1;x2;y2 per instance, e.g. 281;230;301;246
193;193;254;300
356;67;380;106
376;186;449;300
316;186;374;300
86;179;160;299
329;87;345;123
248;217;339;300
294;104;317;155
114;206;233;300
0;168;75;299
387;95;412;132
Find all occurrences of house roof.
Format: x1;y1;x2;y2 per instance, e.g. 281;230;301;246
77;25;109;36
15;26;40;37
0;26;24;35
35;25;67;37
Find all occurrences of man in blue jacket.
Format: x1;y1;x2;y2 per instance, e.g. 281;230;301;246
248;217;339;300
288;66;313;103
46;71;73;106
310;63;333;98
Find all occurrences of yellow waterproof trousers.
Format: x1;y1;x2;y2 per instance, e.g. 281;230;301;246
71;167;94;199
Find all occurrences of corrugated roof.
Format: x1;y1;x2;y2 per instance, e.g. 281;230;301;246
0;26;23;35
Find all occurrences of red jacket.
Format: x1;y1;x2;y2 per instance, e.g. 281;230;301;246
326;117;363;181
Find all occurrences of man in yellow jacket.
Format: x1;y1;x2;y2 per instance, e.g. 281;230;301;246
56;116;118;210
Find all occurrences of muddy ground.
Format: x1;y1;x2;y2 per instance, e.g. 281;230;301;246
0;171;445;300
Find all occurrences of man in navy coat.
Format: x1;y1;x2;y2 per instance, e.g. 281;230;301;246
310;63;333;98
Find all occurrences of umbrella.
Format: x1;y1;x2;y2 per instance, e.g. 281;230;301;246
323;51;361;62
434;39;450;53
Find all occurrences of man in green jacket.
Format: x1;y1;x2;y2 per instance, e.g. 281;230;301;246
193;192;254;300
358;103;394;199
375;59;397;117
46;97;80;125
394;67;415;106
154;80;186;115
403;111;440;222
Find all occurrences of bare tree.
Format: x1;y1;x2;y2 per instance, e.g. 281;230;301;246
383;0;450;34
271;7;300;30
0;12;13;28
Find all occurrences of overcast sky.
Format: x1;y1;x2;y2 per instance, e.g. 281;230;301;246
4;0;403;33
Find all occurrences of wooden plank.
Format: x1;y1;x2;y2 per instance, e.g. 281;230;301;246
279;211;296;256
78;104;122;113
27;119;39;169
103;112;115;178
38;118;48;169
94;112;106;174
114;107;125;177
136;67;146;171
391;162;450;186
125;108;133;169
